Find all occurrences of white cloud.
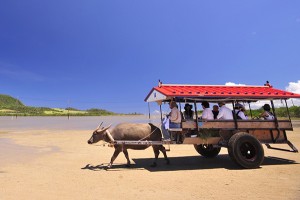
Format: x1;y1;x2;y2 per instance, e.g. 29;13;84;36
225;82;246;86
286;80;300;106
286;80;300;93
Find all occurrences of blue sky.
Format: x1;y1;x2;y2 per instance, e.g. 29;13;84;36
1;0;300;114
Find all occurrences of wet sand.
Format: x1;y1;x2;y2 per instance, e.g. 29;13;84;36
0;118;300;199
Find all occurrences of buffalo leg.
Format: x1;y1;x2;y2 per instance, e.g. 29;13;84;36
151;146;160;167
122;148;131;167
159;145;170;165
107;147;121;168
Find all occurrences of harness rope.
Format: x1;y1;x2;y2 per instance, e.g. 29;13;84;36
104;127;159;143
138;126;160;141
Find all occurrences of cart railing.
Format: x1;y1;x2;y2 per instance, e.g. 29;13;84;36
181;120;293;130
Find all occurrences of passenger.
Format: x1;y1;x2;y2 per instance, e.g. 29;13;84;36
183;103;194;121
212;105;219;119
260;104;274;120
168;101;182;128
161;101;182;140
233;103;248;120
217;102;234;120
200;101;214;120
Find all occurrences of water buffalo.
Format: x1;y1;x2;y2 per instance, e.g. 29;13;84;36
87;123;170;168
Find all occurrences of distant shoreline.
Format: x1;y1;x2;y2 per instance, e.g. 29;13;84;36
0;94;143;116
0;113;144;117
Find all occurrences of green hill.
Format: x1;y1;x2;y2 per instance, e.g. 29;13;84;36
0;94;118;116
0;94;24;108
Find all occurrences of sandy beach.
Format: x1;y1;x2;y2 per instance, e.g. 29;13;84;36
1;117;300;200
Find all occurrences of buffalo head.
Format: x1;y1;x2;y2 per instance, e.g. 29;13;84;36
87;124;111;144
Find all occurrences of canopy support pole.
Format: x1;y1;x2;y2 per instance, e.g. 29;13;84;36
285;99;293;129
194;101;199;131
232;101;238;129
270;100;280;142
148;103;151;120
248;101;253;118
160;104;163;123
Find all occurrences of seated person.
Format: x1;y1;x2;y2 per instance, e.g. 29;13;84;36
183;103;194;121
161;101;182;140
200;101;214;120
233;103;248;120
212;105;219;119
260;104;274;120
168;101;182;128
217;102;234;120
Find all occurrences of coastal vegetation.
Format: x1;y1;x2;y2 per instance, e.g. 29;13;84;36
0;94;129;116
243;106;300;119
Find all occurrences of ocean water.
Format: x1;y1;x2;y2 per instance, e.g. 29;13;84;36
0;116;299;131
0;115;162;131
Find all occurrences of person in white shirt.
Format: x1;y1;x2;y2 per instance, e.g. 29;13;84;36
200;101;214;120
260;104;274;120
217;102;234;120
233;103;248;120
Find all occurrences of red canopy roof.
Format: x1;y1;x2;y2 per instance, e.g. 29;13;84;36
145;84;300;102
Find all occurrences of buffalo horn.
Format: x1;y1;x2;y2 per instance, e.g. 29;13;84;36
96;122;103;130
96;123;111;133
102;124;112;131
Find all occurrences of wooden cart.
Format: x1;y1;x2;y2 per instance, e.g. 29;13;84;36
141;83;300;169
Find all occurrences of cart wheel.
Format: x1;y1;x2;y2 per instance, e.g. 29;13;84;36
228;132;264;169
194;144;221;158
228;134;237;162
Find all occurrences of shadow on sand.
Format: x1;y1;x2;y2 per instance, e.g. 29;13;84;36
82;154;298;172
81;163;146;171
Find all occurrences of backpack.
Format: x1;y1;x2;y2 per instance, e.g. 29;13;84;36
264;111;274;120
232;110;242;119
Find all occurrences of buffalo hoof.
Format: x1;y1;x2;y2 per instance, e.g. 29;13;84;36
104;164;112;170
150;162;157;167
125;164;131;168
